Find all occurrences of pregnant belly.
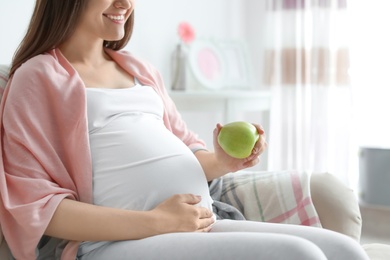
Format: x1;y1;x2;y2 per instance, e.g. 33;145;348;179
89;113;213;211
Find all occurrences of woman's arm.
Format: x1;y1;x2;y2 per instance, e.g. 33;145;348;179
45;194;215;242
195;123;267;181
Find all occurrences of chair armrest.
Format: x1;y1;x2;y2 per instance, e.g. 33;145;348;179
310;172;362;242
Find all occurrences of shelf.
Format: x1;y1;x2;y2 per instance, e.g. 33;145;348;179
169;89;272;123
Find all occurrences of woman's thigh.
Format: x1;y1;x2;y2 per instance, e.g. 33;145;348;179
211;220;369;260
78;232;326;260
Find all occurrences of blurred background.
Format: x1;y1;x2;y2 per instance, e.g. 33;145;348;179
1;1;389;211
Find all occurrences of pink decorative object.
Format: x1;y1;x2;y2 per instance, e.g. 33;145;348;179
197;48;221;80
178;22;195;44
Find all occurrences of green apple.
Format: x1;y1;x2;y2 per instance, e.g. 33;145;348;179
217;121;260;159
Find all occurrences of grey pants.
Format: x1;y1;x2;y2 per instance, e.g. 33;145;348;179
77;219;369;260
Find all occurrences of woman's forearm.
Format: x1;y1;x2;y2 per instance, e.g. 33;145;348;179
195;150;228;181
195;143;263;182
44;198;157;242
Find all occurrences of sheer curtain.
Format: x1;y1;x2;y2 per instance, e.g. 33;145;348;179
349;1;390;149
263;0;353;184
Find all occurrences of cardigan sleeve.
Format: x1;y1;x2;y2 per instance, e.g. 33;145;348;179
0;54;91;259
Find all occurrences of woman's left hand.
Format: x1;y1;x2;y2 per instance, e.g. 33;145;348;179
212;123;267;173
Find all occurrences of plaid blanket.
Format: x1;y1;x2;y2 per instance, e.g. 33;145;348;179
212;170;322;227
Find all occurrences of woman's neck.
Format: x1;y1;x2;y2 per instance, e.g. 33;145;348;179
59;35;110;68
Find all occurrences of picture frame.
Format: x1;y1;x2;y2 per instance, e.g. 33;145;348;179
187;39;252;90
187;39;226;90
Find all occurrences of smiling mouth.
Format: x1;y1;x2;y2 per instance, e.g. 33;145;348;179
104;14;125;22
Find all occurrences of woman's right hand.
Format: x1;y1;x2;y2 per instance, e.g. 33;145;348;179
151;194;215;233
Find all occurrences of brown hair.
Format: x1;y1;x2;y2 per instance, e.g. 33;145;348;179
10;0;135;77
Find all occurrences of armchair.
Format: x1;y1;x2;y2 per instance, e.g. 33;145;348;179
0;65;389;259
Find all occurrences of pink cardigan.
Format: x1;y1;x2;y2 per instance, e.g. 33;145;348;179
0;49;206;259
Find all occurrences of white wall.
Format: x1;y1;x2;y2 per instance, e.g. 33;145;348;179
244;1;267;89
0;2;35;64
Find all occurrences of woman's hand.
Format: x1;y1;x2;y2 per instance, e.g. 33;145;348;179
150;194;215;233
212;123;267;173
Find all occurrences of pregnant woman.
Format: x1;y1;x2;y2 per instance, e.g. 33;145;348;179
0;0;368;259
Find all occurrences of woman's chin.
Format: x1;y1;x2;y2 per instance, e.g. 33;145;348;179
105;33;125;42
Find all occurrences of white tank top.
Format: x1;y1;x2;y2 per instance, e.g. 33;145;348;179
86;84;214;212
